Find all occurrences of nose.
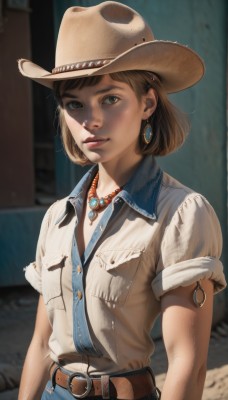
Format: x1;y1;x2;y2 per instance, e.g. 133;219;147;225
82;106;103;132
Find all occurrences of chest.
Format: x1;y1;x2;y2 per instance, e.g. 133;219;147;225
76;198;106;258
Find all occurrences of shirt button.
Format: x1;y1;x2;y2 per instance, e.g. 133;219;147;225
115;198;123;204
77;265;82;274
77;290;83;300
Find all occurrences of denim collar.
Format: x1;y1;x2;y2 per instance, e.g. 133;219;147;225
55;156;162;225
119;156;162;220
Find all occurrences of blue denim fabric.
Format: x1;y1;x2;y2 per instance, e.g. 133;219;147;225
41;380;69;399
55;156;162;356
41;380;160;399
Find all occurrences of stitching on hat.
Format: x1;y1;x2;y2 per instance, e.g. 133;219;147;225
52;58;113;74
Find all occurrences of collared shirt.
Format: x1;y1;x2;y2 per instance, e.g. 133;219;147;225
25;156;226;374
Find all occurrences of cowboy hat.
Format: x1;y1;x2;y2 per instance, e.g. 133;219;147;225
18;1;204;93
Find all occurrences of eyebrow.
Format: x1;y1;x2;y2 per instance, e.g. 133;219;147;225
61;85;124;99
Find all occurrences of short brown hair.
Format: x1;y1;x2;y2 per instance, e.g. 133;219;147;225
54;71;189;165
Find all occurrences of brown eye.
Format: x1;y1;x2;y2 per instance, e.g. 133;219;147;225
65;100;82;110
103;95;119;105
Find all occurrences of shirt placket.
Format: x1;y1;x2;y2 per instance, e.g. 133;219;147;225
71;196;123;356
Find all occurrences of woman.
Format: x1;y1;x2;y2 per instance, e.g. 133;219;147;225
18;2;226;399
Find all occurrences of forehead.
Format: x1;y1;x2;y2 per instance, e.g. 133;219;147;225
60;74;136;96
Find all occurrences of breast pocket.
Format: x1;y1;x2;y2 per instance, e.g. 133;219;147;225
90;248;143;305
41;254;67;310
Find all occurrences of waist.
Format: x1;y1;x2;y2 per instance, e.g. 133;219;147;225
50;363;157;399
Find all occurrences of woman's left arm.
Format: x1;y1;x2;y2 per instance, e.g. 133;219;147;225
160;279;214;400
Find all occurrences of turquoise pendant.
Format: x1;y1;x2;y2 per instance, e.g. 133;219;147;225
143;123;153;144
88;209;98;223
89;197;99;210
99;198;106;207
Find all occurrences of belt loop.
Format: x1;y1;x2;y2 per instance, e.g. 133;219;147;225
147;367;161;399
156;387;162;399
51;364;60;391
101;374;110;399
146;367;156;386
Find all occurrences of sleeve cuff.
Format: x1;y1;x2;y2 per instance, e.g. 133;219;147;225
24;262;42;294
152;256;226;300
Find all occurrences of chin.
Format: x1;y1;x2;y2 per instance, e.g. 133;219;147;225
86;153;106;164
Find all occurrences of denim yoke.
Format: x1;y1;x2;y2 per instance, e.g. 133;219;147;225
55;157;163;356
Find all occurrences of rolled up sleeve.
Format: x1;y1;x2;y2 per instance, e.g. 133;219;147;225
24;203;54;294
152;194;226;300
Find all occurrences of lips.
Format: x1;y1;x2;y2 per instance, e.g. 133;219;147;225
83;137;109;143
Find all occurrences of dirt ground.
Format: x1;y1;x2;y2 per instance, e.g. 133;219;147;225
0;287;227;400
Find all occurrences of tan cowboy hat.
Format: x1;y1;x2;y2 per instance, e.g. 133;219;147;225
18;1;204;93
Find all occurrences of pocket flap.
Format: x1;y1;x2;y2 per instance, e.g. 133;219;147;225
96;248;143;270
42;254;67;269
41;254;66;309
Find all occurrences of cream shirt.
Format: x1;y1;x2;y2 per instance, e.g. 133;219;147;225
24;156;226;375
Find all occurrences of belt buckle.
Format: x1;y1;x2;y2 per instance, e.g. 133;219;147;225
67;371;92;399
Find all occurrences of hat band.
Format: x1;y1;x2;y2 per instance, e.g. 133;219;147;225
52;58;113;74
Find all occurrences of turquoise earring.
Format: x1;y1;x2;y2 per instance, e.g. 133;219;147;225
142;120;153;145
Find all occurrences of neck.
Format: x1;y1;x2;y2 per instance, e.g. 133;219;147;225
96;155;143;195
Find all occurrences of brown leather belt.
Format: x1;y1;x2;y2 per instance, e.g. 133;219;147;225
50;363;157;399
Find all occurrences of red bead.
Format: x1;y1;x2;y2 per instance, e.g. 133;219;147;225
87;172;122;222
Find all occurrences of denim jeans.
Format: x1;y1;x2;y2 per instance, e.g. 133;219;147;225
41;380;160;400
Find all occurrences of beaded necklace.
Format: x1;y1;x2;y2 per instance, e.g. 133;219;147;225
87;172;122;224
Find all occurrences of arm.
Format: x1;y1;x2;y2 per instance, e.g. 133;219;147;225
160;279;213;400
18;295;53;400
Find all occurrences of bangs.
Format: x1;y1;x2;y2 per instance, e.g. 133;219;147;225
54;75;103;101
53;71;156;102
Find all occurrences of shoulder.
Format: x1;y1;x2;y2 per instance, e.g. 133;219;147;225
157;172;222;261
157;171;222;251
160;172;196;204
158;171;213;219
41;197;69;227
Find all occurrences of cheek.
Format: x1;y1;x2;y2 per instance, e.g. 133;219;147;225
116;108;143;135
64;113;81;137
109;105;140;127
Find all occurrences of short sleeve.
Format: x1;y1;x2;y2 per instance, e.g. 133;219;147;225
152;194;227;300
23;203;55;294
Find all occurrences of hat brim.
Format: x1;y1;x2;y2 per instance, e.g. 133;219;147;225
18;41;205;93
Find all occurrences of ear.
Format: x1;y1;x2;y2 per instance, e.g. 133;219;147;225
141;88;158;120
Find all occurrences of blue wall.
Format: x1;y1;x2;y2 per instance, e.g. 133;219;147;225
0;208;45;286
